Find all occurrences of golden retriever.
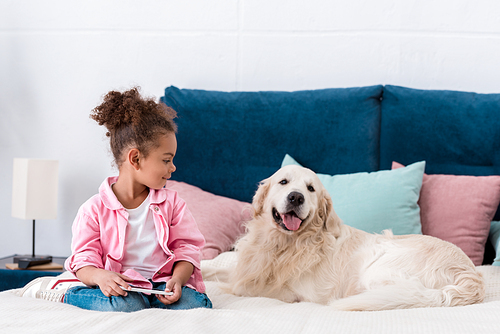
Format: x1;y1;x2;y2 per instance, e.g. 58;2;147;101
228;165;485;311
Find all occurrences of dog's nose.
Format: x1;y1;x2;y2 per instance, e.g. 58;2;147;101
288;191;304;206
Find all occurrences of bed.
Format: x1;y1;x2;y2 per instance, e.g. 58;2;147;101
1;253;500;333
2;85;500;332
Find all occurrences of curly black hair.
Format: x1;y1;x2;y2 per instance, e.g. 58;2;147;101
90;87;177;168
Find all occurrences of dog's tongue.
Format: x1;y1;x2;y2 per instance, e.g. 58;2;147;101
282;213;302;231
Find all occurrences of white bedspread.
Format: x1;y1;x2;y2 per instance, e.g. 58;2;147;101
1;252;500;334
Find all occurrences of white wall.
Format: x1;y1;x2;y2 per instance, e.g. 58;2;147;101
1;0;500;257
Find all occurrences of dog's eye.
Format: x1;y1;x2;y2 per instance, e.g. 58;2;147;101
279;179;288;185
307;185;315;192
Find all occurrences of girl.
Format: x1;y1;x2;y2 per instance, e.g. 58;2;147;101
29;87;212;312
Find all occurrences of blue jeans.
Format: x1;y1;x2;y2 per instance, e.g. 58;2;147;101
64;281;212;312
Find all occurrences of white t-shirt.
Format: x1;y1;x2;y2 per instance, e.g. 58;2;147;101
121;192;168;279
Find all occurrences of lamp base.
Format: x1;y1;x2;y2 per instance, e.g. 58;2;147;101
13;255;52;269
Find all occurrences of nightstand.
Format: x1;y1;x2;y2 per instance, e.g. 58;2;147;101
0;255;67;292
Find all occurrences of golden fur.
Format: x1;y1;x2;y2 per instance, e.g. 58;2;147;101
228;165;485;311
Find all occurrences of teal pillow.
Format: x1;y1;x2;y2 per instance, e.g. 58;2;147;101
282;154;425;235
490;221;500;266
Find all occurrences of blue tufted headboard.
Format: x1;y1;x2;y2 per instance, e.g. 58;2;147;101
161;85;383;203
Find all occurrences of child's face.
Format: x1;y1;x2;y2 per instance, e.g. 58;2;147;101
138;133;177;189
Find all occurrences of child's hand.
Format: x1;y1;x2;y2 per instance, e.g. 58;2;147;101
79;267;134;297
156;277;182;305
156;261;194;305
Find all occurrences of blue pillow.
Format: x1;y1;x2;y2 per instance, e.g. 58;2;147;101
282;154;425;235
490;221;500;266
162;85;383;203
380;85;500;221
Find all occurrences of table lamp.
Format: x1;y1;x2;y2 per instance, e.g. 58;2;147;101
11;158;58;268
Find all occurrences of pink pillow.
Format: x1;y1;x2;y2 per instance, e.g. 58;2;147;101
167;180;251;260
392;162;500;265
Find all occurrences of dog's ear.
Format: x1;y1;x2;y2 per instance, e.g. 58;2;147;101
252;178;271;216
319;192;333;225
320;191;340;235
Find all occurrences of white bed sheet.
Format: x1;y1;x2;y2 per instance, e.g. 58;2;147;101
1;251;499;334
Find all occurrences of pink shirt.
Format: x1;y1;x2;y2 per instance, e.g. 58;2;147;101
64;176;206;292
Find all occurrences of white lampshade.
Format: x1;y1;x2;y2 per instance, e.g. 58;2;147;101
12;158;59;220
